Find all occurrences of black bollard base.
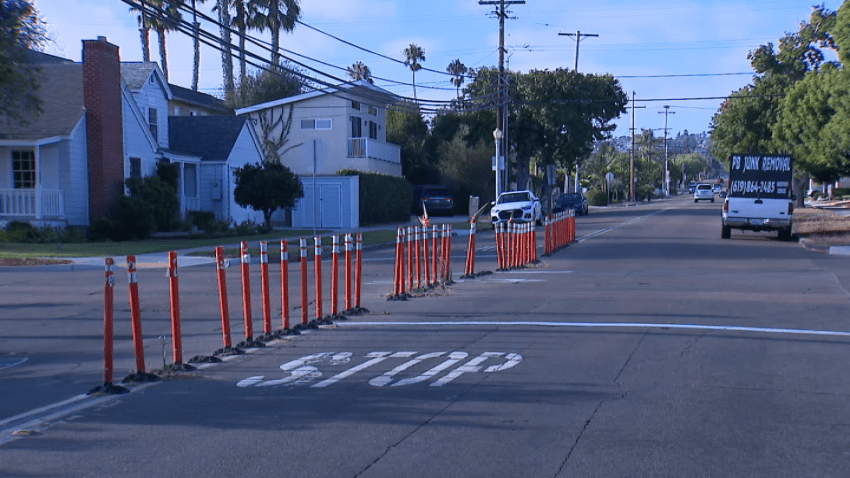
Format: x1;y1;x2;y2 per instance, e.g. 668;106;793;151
87;381;130;396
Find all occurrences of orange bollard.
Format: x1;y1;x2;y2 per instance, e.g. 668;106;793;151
355;233;363;308
431;225;438;284
446;224;453;281
300;238;308;325
168;251;183;364
126;255;145;373
239;241;253;340
103;258;115;384
407;227;414;291
393;228;402;296
345;234;353;310
259;242;272;335
314;237;323;320
215;247;232;349
331;235;339;315
280;241;290;330
423;227;431;286
415;226;422;288
532;223;538;262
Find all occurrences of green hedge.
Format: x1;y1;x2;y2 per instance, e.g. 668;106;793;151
339;170;412;225
586;190;608;206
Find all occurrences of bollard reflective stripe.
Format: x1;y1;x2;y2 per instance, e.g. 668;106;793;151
314;237;323;320
126;255;145;373
215;246;232;348
300;238;308;324
103;258;115;384
259;241;271;334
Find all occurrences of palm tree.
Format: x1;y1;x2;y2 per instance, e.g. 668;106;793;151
347;61;373;84
216;0;235;96
213;0;261;85
403;44;425;102
254;0;301;65
189;0;208;91
146;0;182;81
447;59;467;102
129;0;152;62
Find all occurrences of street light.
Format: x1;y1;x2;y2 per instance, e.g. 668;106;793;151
494;128;503;200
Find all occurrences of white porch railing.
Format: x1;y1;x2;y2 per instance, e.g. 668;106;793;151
347;138;401;164
0;189;64;218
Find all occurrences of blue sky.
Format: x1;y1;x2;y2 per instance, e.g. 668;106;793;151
36;0;843;138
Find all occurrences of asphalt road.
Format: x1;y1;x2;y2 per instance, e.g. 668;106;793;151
3;195;850;477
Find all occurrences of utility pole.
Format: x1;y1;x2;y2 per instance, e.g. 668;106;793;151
558;31;597;193
658;106;675;196
625;92;645;203
558;31;599;71
480;0;524;195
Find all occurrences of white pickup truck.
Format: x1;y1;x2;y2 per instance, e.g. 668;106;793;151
721;154;795;241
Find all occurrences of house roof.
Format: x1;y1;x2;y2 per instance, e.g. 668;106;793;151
168;115;252;162
0;62;85;141
120;62;173;99
168;83;231;114
235;80;401;115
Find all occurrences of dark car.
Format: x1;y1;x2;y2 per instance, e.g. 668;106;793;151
552;192;589;216
412;185;455;216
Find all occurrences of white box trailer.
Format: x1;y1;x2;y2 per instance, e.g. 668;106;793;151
721;154;795;241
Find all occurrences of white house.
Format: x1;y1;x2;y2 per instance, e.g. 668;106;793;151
0;37;264;229
235;81;402;229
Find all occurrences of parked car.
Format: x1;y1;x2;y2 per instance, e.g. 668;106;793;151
688;181;698;193
490;190;542;225
694;183;714;202
553;192;589;216
412;185;454;216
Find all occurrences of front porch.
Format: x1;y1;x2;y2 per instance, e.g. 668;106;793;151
0;189;65;220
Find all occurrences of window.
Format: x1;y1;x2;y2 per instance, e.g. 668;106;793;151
350;116;362;138
301;118;332;130
368;121;378;140
368;106;377;116
148;107;158;141
130;157;141;178
351;100;361;111
12;151;35;189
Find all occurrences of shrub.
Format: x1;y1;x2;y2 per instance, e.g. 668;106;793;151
126;175;179;232
110;196;156;240
585;190;608;206
188;211;216;233
4;221;38;242
339;170;412;225
833;188;850;197
87;218;118;242
811;191;823;200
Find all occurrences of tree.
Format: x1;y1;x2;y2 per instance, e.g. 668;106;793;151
253;0;301;65
773;65;850;184
347;61;373;84
129;0;152;62
447;59;467;103
0;0;47;125
233;161;304;231
216;0;235;96
403;43;425;102
225;61;303;110
188;0;208;91
147;0;182;81
214;0;262;84
387;101;438;184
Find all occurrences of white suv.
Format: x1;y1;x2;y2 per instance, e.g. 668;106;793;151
694;184;714;203
491;190;543;225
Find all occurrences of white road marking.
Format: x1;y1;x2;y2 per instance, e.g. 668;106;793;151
369;352;446;387
391;352;469;387
311;351;416;388
0;358;27;370
337;321;850;339
431;352;504;386
236;352;353;388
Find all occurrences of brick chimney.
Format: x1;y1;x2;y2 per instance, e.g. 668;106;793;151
82;36;124;221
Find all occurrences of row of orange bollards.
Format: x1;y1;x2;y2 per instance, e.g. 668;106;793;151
98;234;364;392
392;224;452;298
544;211;576;255
494;222;539;270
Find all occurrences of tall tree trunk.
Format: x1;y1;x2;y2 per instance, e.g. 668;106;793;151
157;28;168;81
270;3;280;65
239;26;247;83
412;70;417;102
139;26;150;63
217;0;235;96
192;21;200;91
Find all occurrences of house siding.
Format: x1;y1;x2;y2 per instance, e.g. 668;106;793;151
122;91;158;179
226;126;264;225
64;118;89;225
199;162;225;221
